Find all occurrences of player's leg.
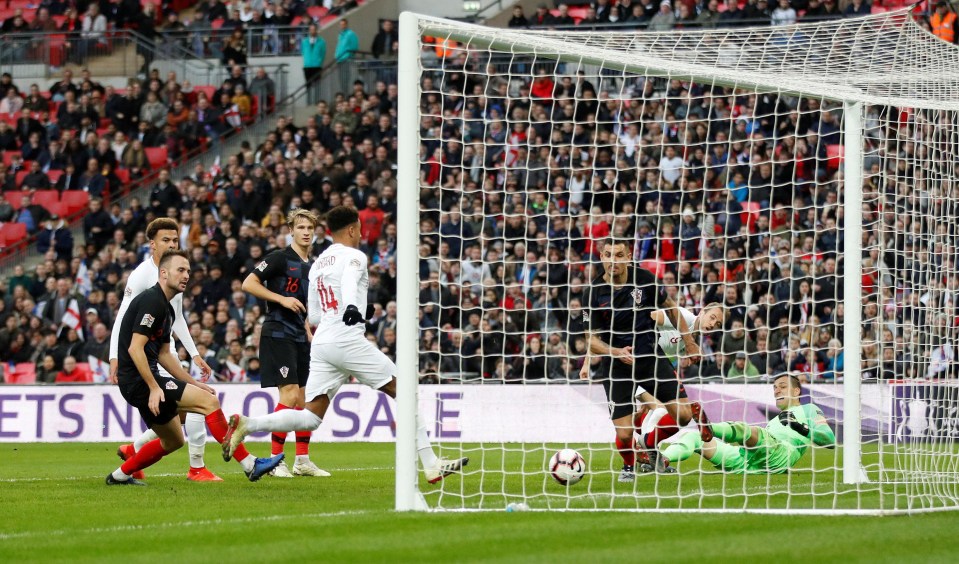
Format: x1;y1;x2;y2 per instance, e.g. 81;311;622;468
108;416;184;486
637;355;684;473
604;364;638;482
177;383;284;481
659;428;705;465
349;336;468;484
709;421;766;447
291;341;328;477
701;438;748;473
183;408;221;482
258;335;296;477
221;345;340;461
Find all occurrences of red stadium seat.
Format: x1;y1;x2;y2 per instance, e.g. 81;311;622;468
2;151;20;167
307;6;328;20
4;363;36;384
61;190;90;215
0;223;27;246
640;259;667;279
47;170;63;185
45;201;67;218
194;86;216;102
15;170;28;188
5;190;25;209
114;168;131;186
32;190;60;211
72;363;94;382
144;147;168;169
826;144;844;170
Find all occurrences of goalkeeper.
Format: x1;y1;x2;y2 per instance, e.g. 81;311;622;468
658;374;835;473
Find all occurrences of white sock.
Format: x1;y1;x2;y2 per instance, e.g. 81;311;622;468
642;407;668;437
295;455;310;465
246;410;322;433
185;412;207;469
240;454;255;473
416;424;438;468
133;428;158;452
112;468;131;481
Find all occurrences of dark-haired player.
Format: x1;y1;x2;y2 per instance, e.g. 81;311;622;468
658;374;835;472
223;206;468;484
110;218;220;481
242;209;328;478
107;250;284;485
585;238;709;482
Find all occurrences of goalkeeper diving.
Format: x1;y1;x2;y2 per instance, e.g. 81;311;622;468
658;373;835;473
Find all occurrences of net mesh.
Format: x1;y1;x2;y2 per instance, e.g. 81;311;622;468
406;9;959;513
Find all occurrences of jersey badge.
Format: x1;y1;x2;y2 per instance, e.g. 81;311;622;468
140;314;155;327
350;258;361;268
280;366;289;379
255;261;268;272
631;288;644;305
165;380;177;390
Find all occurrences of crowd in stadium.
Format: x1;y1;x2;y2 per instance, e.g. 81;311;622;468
0;0;956;385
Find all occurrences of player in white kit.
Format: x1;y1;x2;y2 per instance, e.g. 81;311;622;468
110;218;221;482
222;206;468;483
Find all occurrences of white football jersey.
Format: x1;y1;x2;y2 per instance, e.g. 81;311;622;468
657;306;698;361
108;256;196;364
308;243;368;345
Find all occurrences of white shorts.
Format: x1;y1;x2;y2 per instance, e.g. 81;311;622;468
304;337;395;401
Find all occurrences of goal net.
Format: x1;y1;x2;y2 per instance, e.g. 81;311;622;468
394;9;959;514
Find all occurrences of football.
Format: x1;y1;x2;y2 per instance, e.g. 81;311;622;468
549;449;586;486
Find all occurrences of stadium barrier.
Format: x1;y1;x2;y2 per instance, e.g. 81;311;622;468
0;382;948;443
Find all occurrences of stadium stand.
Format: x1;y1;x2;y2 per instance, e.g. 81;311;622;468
0;0;950;385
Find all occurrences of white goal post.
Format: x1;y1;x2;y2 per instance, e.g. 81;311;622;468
396;9;959;513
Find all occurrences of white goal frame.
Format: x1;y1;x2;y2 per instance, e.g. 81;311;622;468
394;9;959;512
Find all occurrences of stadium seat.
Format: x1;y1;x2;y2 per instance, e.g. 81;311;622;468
45;201;67;218
72;363;94;382
5;363;36;384
61;190;90;215
2;151;20;167
0;223;28;246
32;190;60;211
5;190;25;209
740;201;761;230
114;168;131;186
307;6;329;20
194;86;216;101
47;170;63;186
144;147;168;169
640;259;667;279
15;170;28;188
826;144;844;170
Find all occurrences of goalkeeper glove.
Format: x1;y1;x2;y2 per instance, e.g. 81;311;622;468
778;410;810;437
343;305;364;326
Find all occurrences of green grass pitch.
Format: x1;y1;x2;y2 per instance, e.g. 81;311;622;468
2;442;959;562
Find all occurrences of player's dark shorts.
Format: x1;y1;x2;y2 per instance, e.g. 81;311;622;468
603;352;686;420
118;374;187;426
259;335;310;388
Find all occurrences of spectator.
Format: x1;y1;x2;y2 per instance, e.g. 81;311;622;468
371;19;398;59
771;0;796;25
649;1;676;30
55;356;87;383
0;87;23;115
36;214;73;259
335;18;359;93
930;1;957;44
508;5;530;27
727;351;761;378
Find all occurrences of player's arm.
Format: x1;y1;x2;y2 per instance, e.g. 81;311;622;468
778;409;836;448
109;269;149;382
170;293;210;381
157;346;215;394
128;333;165;415
649;309;668;327
307;266;323;326
241;255;306;313
588;333;633;366
660;296;700;361
340;252;366;326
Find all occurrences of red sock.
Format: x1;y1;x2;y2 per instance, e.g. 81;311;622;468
294;407;310;456
615;436;635;466
272;404;291;456
634;410;647;433
645;413;680;449
120;438;170;474
206;410;251;462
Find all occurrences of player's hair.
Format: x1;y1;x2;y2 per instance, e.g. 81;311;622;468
287;208;318;229
146;217;180;240
325;205;360;233
702;302;725;321
158;249;189;270
602;238;633;253
774;373;803;393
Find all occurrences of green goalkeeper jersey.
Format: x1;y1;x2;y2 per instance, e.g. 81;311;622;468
752;403;834;472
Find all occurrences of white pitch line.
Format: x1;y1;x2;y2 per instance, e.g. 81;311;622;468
0;467;394;484
0;510;375;541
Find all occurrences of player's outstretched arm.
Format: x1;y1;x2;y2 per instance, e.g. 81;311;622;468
662;296;700;361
